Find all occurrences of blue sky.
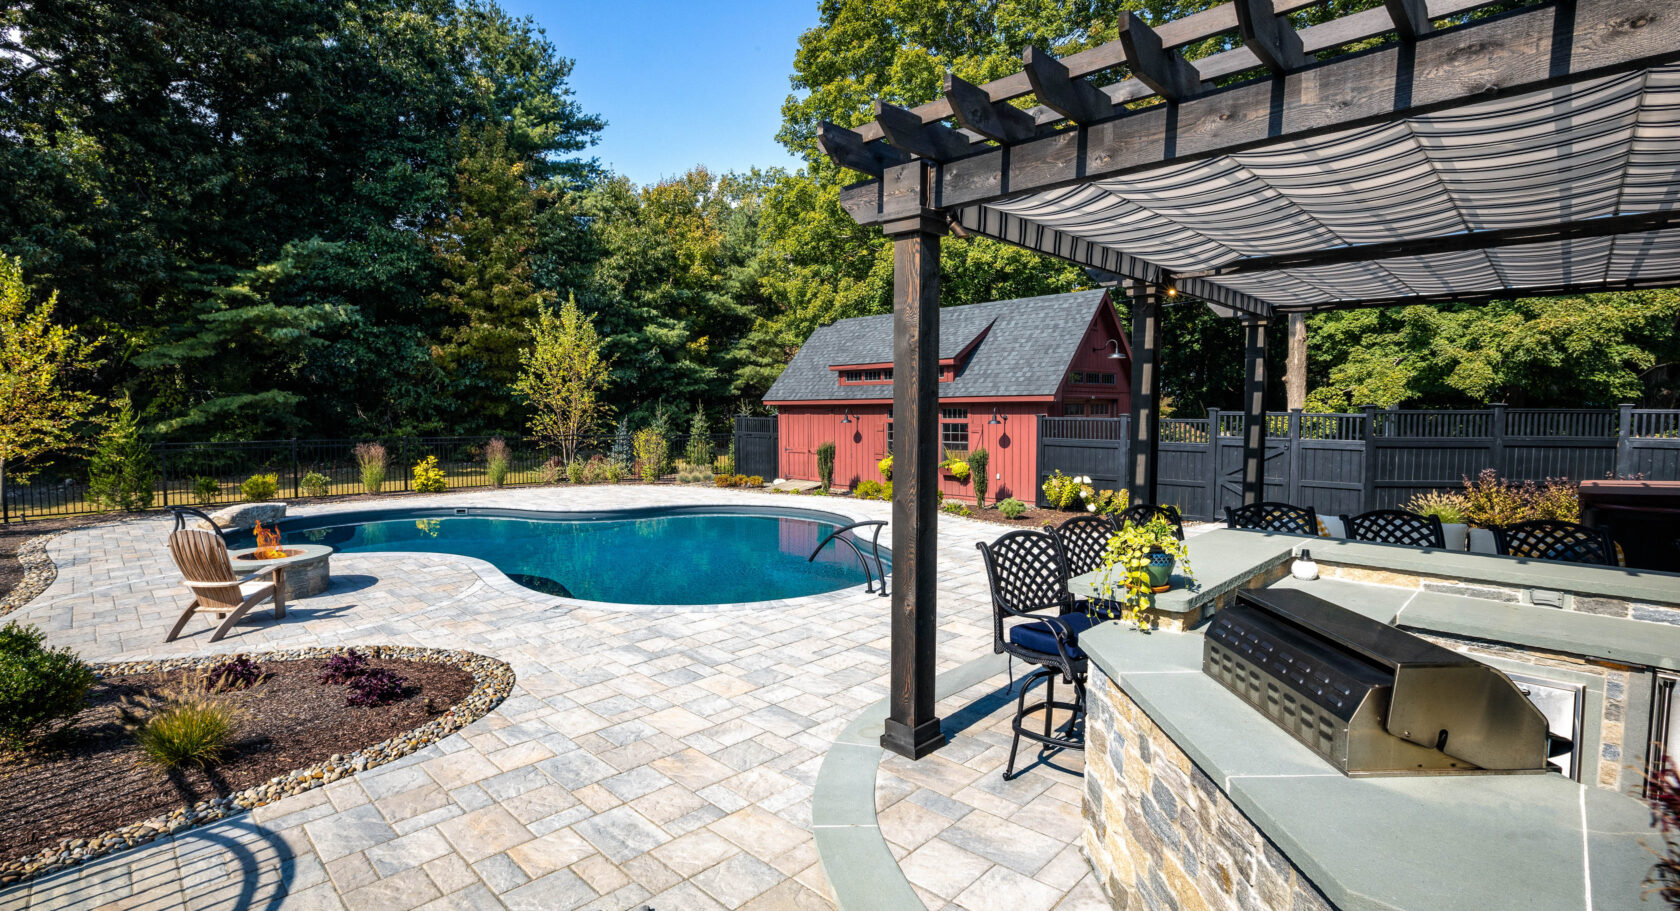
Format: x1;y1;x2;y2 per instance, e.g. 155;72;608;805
499;0;818;186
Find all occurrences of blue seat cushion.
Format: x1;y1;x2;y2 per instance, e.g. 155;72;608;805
1008;611;1099;658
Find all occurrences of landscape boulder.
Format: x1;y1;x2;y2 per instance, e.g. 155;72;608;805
199;501;287;532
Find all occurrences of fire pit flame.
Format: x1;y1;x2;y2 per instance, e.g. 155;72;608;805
252;522;287;560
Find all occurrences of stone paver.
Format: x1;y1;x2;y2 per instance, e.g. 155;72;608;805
0;486;1184;910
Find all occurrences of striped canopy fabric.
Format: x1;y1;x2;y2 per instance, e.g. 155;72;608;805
960;64;1680;312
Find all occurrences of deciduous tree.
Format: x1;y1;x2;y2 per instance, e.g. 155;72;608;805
513;294;612;463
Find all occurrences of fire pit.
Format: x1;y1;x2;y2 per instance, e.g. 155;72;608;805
227;525;333;600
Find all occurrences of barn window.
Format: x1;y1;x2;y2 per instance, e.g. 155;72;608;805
1069;370;1116;385
1090;402;1112;416
839;368;892;384
940;407;969;451
1064;403;1086;416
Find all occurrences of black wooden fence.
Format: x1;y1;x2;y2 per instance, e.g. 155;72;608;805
733;416;779;480
1039;405;1680;521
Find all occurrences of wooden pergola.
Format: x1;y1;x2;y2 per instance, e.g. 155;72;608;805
819;0;1680;759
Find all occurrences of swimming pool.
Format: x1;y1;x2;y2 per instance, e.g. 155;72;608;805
230;506;888;605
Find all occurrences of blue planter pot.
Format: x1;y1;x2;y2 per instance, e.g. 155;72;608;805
1146;551;1176;592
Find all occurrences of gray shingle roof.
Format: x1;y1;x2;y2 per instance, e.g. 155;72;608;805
763;290;1113;403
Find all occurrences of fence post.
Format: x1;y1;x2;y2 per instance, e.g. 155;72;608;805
1360;405;1378;513
159;444;169;509
1;459;8;525
290;438;301;498
1488;403;1507;476
399;438;409;491
1616;403;1635;478
1286;409;1303;506
1206;409;1221;521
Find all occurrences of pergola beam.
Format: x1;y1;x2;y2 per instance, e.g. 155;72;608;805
840;0;1680;223
873;101;975;162
1118;11;1208;101
817;121;910;178
944;73;1039;143
1023;46;1115;125
1235;0;1309;74
1269;271;1680;312
1385;0;1437;40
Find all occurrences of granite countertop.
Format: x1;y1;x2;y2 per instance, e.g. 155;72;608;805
1081;620;1660;911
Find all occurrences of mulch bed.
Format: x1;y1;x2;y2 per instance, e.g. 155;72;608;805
0;656;473;862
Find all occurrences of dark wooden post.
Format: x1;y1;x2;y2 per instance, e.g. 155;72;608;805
1127;283;1161;506
1359;405;1379;513
1286;408;1303;506
1488;403;1507;477
881;209;947;761
1206;408;1221;520
1240;316;1269;506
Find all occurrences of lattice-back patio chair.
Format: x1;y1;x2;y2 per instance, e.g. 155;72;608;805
1117;503;1185;540
1051;514;1117;579
1340;509;1445;549
976;530;1091;780
1226;501;1320;536
1494;521;1618;566
166;528;286;643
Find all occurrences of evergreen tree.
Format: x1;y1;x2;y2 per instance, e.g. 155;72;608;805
88;397;156;511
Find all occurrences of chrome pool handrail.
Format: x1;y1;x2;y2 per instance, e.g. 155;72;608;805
809;520;889;597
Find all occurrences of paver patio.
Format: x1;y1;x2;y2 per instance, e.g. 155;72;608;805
0;486;1134;910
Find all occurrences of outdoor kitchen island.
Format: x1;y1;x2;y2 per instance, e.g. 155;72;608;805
1071;530;1680;911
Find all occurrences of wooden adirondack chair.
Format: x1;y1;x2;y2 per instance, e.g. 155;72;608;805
165;528;286;642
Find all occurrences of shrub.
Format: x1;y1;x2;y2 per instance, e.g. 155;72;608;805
941;501;972;517
686;405;714;466
137;691;238;770
0;622;96;748
946;459;970;480
355;442;387;495
1406;490;1468;525
412;455;446;493
1531;478;1581;522
999;497;1027;519
585;456;612;483
1089;488;1129;515
1041;471;1092;510
1460;470;1525;527
191;476;220;506
674;460;710;484
634;428;668;483
88;396;156;511
604;460;626;483
566;458;585;484
855;480;883;500
540;455;565;485
240;473;279;502
346;668;407;707
715;474;734;488
882;480;892;501
815;441;836;491
878;455;892;481
300;471;330;498
318;649;370;685
969;449;989;508
485;438;510;488
746;475;763;487
715;452;735;475
610;417;633;466
203;655;264;692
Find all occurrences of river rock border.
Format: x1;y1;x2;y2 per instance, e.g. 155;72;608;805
0;644;515;887
0;533;59;618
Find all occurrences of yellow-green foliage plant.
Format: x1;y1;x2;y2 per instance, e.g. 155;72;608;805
998;497;1026;519
240;473;278;502
878;455;892;481
300;471;330;498
633;428;667;483
1041;471;1092;510
1405;490;1467;525
412;455;447;493
1096;516;1194;629
136;688;239;770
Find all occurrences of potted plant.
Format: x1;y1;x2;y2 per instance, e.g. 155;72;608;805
1405;490;1469;551
1095;515;1195;629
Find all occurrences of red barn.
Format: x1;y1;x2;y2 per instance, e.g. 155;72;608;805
762;290;1132;503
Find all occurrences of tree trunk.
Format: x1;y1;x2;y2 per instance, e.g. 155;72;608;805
1285;313;1308;411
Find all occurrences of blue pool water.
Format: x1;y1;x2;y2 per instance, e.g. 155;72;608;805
235;510;886;605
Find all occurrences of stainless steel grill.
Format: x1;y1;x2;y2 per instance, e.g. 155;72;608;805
1204;588;1551;776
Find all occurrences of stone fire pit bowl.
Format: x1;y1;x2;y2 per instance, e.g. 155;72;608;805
226;543;334;599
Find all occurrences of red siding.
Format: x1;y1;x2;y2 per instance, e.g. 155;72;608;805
776;401;1042;504
1054;304;1132;416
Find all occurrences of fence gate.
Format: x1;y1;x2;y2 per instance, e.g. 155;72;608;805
733;416;778;479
